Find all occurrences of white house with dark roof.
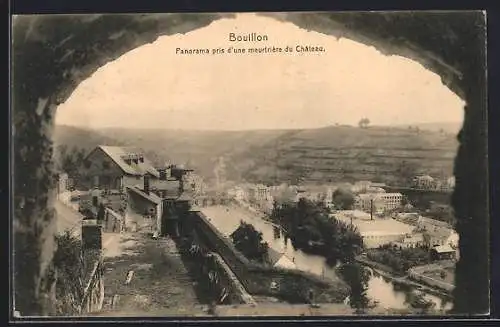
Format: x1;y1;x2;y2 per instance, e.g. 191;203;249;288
266;247;297;270
79;145;160;192
125;185;163;233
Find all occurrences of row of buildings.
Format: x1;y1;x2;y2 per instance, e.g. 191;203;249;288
412;175;455;191
58;145;199;236
227;180;405;216
334;210;459;259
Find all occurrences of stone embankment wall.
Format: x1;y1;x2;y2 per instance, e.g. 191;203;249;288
408;262;455;293
190;211;349;303
208;253;256;305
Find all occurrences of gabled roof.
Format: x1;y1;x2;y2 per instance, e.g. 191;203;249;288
415;175;434;181
267;247;285;266
426;227;454;240
126;186;161;205
91;145;160;178
417;216;452;229
433;245;455;253
177;192;193;202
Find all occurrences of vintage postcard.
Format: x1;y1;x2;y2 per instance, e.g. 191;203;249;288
11;11;489;319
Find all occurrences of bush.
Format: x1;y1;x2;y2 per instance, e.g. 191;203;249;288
230;221;269;263
53;231;84;315
338;263;370;313
367;246;432;274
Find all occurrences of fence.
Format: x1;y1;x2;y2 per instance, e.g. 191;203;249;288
79;259;104;314
103;208;124;233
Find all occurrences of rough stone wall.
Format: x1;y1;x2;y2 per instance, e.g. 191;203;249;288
12;12;488;315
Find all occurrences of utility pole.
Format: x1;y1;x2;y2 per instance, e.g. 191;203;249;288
370;199;374;220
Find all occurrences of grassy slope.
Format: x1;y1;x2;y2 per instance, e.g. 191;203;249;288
53;124;458;185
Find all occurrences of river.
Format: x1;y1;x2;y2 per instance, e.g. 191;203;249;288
200;204;452;311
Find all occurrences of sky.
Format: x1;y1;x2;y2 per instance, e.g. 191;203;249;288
55;13;465;131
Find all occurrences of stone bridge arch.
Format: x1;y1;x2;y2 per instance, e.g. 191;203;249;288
12;12;487;315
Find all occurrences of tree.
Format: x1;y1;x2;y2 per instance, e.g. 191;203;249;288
230;221;269;262
408;292;435;314
358;118;370;129
396;160;420;185
54;145;87;178
279;278;310;303
332;188;356;210
339;263;370;314
269;198;363;266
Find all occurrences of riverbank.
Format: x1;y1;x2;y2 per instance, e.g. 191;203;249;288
355;256;453;301
191;208;350;304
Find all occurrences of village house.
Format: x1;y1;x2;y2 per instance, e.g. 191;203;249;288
424;228;459;249
377;193;403;211
250;184;272;202
297;190;325;203
355;192;403;215
125;185;163;233
77;145;194;236
351;181;372;194
393;212;421;226
333;210;414;249
266;248;297;270
391;233;425;249
446;176;456;189
228;186;247;203
362;231;410;249
431;245;456;261
412;175;436;190
78;145;160;192
416;216;452;232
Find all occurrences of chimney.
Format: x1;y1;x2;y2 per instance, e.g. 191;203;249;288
159;168;167;180
144;174;150;194
179;176;185;194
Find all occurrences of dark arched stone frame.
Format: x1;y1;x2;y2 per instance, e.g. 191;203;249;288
11;12;488;315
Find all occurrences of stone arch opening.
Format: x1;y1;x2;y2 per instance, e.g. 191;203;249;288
12;12;488;316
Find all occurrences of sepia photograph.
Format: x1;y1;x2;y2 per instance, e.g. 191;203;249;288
11;11;489;319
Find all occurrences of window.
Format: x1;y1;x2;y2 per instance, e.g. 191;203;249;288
103;161;110;169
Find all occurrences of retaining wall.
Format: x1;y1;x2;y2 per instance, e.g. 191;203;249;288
408;264;455;293
190;211;349;303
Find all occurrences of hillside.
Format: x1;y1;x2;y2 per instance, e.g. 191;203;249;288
226;125;459;185
52;125;126;153
387;121;462;134
52;124;459;186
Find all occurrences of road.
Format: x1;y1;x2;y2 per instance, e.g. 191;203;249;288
54;199;84;235
96;233;206;316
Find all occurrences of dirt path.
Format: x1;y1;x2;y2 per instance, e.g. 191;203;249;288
95;233;207;317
